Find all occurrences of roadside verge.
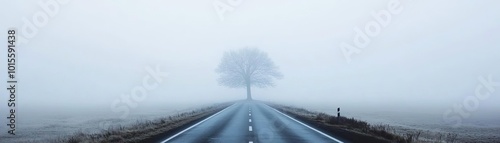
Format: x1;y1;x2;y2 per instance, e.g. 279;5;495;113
49;102;234;143
266;102;413;143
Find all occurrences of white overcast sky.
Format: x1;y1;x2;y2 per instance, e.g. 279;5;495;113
1;0;499;116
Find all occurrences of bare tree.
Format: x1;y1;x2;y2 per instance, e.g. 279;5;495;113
216;48;283;100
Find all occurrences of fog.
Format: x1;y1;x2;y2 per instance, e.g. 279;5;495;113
1;0;499;135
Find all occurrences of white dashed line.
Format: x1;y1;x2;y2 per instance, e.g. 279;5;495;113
249;141;253;143
249;119;252;122
249;113;251;116
249;126;253;131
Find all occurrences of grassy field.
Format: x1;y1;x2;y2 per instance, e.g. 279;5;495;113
51;103;232;143
266;102;465;143
268;102;500;143
0;102;232;143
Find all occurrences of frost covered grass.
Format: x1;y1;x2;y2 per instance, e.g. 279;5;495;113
276;102;500;143
267;102;464;143
18;102;233;143
58;103;230;143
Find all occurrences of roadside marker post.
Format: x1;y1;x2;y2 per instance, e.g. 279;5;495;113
337;107;340;122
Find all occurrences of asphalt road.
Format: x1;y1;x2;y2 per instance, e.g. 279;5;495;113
160;101;344;143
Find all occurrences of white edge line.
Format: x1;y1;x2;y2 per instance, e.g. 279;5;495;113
267;105;344;143
161;103;236;143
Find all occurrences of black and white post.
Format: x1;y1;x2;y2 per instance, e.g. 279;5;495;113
337;107;340;117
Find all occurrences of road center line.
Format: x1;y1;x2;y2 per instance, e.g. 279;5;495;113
249;119;252;122
249;126;253;131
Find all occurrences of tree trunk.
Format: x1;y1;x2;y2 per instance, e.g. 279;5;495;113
246;82;252;100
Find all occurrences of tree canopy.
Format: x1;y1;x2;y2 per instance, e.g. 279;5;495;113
216;48;282;99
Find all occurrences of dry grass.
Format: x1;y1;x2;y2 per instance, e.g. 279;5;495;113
268;103;423;143
31;102;233;143
268;103;464;143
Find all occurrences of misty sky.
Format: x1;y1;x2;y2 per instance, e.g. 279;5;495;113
1;0;499;118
